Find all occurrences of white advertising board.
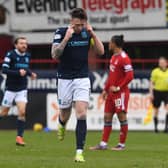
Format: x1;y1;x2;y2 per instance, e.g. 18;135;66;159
0;0;166;31
47;93;166;131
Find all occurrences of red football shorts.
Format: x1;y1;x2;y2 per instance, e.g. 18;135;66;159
104;89;130;114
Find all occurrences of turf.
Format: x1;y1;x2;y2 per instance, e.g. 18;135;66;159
0;131;168;168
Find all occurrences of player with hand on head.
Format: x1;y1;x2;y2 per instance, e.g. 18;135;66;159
90;35;134;151
0;37;37;146
51;8;104;162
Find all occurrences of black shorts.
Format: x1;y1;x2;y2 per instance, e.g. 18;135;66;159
153;90;168;108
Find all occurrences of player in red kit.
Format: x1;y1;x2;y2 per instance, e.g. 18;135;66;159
90;35;134;151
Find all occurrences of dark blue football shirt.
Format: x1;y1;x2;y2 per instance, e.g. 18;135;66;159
53;27;91;79
2;49;32;91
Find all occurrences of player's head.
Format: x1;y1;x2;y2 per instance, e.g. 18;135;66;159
70;8;87;34
14;37;28;53
158;57;167;69
109;35;124;53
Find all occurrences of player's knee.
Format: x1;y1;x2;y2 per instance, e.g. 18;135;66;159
117;111;127;121
18;109;26;117
76;107;87;119
104;115;112;122
0;107;10;116
104;113;113;122
77;111;87;120
153;108;159;116
165;104;168;111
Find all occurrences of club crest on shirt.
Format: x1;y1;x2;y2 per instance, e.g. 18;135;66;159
81;31;88;39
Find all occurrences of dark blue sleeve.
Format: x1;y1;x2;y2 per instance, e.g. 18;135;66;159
2;52;20;76
26;69;32;76
52;28;64;45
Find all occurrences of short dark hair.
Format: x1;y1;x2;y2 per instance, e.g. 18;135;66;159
111;35;124;48
14;37;27;44
159;56;167;61
70;8;87;20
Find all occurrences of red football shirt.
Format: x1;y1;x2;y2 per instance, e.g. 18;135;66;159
104;51;134;92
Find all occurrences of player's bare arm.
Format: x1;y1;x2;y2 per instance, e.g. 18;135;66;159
86;23;104;55
51;25;74;59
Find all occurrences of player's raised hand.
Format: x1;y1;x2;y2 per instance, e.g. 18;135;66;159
65;25;74;40
86;23;94;37
19;69;26;76
31;72;37;80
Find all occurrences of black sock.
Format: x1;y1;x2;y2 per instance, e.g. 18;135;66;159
154;117;158;131
17;119;25;137
59;116;66;126
76;119;87;150
165;114;168;130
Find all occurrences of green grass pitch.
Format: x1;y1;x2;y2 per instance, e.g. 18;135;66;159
0;131;168;168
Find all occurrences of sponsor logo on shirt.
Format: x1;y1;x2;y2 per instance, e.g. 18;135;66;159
68;41;89;47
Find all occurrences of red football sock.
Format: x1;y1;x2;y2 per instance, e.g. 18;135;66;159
120;120;128;144
101;122;112;143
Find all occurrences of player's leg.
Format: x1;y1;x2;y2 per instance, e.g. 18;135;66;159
112;91;129;151
16;102;26;146
0;90;15;119
112;111;128;151
152;90;161;133
73;78;90;162
57;79;73;140
89;97;114;150
163;93;168;132
164;104;168;133
100;95;115;149
100;112;114;147
57;107;71;140
15;90;27;146
74;101;88;162
0;107;10;119
89;113;114;150
153;108;159;132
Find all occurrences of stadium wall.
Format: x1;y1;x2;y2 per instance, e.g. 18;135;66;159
0;70;166;130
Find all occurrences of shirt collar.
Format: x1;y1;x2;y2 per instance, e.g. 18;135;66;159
15;49;25;56
113;51;124;56
159;67;167;72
